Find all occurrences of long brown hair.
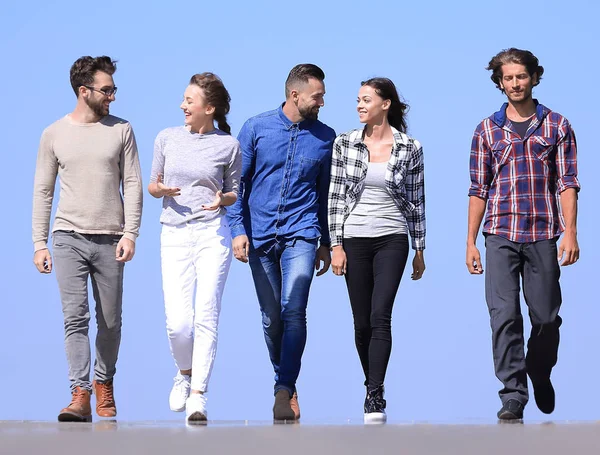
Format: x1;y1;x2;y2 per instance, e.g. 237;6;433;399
189;72;232;134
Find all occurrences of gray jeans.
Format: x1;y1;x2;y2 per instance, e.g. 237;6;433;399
485;234;562;406
52;231;124;391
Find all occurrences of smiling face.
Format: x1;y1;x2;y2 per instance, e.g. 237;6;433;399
293;77;325;121
82;71;115;117
499;63;538;105
356;84;390;125
180;84;215;127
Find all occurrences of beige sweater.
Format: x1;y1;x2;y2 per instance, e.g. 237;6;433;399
32;115;143;251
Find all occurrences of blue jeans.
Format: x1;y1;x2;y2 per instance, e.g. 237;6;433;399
248;238;318;396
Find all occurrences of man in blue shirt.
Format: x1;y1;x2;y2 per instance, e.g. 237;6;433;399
228;64;335;421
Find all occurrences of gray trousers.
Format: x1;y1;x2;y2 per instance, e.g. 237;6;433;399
485;234;562;405
52;231;124;391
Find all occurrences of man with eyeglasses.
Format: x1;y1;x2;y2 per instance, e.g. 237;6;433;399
32;56;143;422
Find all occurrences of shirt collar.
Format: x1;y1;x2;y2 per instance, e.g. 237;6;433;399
277;103;316;130
351;125;409;148
492;99;548;127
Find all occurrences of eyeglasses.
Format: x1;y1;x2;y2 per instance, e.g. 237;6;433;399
82;85;118;97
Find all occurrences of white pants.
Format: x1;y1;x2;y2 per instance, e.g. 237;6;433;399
161;216;232;392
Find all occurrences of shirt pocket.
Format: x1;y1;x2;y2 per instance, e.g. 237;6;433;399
491;139;514;168
530;136;556;162
392;163;408;189
299;156;320;182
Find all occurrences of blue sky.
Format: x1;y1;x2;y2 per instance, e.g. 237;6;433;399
1;0;599;422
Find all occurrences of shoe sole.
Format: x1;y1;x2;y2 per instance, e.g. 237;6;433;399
364;412;387;424
187;412;207;425
273;413;296;422
58;411;92;423
497;411;523;421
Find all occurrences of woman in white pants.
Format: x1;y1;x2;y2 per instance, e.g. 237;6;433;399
148;73;241;424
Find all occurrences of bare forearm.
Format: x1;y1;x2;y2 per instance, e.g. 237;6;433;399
147;182;163;198
560;188;578;233
221;192;237;207
467;196;486;245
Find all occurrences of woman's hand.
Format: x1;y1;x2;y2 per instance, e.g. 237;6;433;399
202;190;225;210
331;245;347;276
411;250;425;280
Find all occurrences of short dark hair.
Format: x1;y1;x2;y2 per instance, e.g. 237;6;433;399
285;63;325;97
70;56;117;97
487;48;544;92
189;72;232;135
361;77;409;133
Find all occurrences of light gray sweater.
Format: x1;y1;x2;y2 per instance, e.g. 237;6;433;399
150;126;241;226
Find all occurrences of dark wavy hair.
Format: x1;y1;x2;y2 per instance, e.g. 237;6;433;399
70;56;117;97
190;72;232;134
487;48;544;92
361;77;409;133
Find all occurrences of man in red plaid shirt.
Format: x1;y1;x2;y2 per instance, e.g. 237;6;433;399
466;48;580;421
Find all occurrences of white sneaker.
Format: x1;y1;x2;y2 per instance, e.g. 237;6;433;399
364;411;387;424
186;393;208;425
169;373;191;412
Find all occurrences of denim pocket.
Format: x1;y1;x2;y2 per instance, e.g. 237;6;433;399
299;156;320;182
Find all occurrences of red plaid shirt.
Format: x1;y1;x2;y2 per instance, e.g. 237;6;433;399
469;101;580;243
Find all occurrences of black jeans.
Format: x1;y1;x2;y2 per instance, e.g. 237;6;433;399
484;234;562;405
343;234;409;388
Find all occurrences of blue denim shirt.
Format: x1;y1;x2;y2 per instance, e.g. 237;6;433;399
227;104;335;250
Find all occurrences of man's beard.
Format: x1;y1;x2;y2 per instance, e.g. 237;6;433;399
299;105;319;121
86;97;109;117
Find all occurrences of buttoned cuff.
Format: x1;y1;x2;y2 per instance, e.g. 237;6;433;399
230;224;247;239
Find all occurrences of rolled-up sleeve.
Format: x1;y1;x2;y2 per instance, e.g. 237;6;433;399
556;119;580;194
468;127;492;200
227;120;255;239
405;140;426;251
328;137;348;248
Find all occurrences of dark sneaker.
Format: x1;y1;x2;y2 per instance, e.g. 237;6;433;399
273;390;295;421
58;386;92;422
497;399;524;421
526;356;555;414
530;378;555;414
364;385;387;424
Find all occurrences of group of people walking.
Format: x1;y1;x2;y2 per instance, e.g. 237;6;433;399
31;47;580;425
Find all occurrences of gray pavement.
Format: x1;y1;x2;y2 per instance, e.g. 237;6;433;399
1;420;600;454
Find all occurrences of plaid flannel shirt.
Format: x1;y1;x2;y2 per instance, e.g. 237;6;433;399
328;127;426;250
469;101;580;243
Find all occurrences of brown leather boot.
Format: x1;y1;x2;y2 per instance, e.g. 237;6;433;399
58;386;92;422
93;379;117;418
290;391;301;420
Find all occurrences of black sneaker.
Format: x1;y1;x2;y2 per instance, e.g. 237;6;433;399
530;378;555;414
273;390;295;421
364;385;387;424
497;399;524;421
526;356;555;414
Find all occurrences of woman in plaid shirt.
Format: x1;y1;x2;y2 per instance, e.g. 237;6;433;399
328;78;426;424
